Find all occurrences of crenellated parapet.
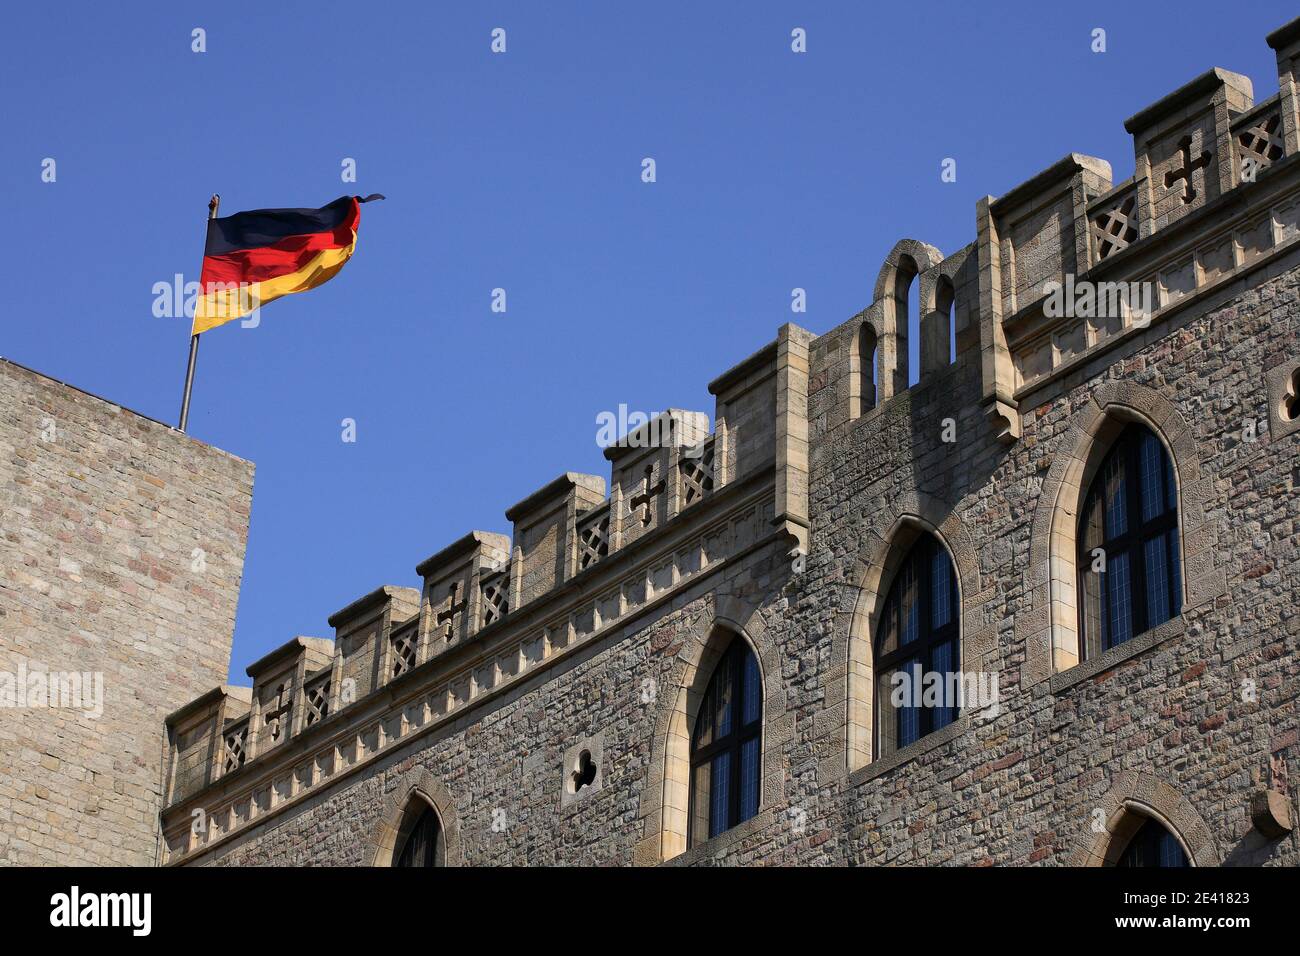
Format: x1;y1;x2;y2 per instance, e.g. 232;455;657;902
161;331;804;862
330;585;421;699
507;472;607;607
416;530;511;661
245;635;336;761
605;409;711;551
165;685;251;809
1272;17;1300;155
809;17;1300;447
1007;59;1298;399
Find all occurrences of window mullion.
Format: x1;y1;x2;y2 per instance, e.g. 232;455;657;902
1100;502;1112;653
1167;523;1180;615
728;652;742;831
1127;437;1150;635
924;542;937;737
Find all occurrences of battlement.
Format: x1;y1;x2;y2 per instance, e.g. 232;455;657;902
160;17;1300;864
161;322;815;853
803;21;1300;448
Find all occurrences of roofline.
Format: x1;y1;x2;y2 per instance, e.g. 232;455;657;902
244;636;334;679
1123;67;1252;134
707;340;778;396
0;354;251;464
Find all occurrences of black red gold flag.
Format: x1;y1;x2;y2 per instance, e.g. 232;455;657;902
192;194;384;334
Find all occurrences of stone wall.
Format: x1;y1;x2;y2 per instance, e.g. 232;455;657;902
166;16;1300;867
187;245;1298;870
0;359;254;865
795;253;1300;867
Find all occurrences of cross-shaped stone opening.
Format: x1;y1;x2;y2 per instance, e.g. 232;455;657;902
572;750;597;793
263;684;291;742
1163;136;1212;205
436;581;465;643
628;465;664;527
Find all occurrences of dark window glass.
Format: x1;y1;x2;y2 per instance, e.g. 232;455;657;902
1117;817;1189;868
900;560;920;645
689;639;762;845
708;752;731;840
1077;425;1182;658
739;736;760;821
874;536;961;758
931;548;954;629
741;650;761;726
1107;551;1133;645
393;805;440;867
931;639;957;730
1144;535;1170;623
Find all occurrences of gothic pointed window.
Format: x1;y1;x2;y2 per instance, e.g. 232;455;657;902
393;804;440;867
688;639;761;845
1077;424;1181;659
874;535;960;758
1116;817;1189;867
896;254;920;388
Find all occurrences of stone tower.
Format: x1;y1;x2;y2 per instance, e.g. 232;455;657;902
0;358;254;865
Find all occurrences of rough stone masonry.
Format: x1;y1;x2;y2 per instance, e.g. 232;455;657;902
6;17;1300;868
0;358;254;865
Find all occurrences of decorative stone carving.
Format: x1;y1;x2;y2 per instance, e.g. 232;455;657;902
1250;789;1293;838
1068;771;1219;866
303;675;330;727
1125;68;1254;238
1265;360;1300;439
1089;189;1139;261
577;509;610;569
561;734;605;808
222;720;248;774
480;572;509;627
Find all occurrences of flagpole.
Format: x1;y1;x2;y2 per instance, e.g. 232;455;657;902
178;193;220;432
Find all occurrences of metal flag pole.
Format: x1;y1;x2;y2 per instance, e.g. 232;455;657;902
178;193;220;432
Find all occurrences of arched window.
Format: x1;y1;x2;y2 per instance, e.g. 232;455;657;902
894;255;920;388
922;274;956;377
874;535;960;757
1116;817;1189;867
393;804;440;867
688;639;761;845
1077;424;1181;659
853;321;877;417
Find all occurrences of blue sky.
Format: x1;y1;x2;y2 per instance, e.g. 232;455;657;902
2;1;1293;679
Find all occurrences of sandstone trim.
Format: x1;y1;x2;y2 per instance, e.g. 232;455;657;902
636;592;789;865
1067;770;1219;866
368;770;463;866
1022;381;1223;686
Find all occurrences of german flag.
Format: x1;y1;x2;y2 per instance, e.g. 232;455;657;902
192;194;383;334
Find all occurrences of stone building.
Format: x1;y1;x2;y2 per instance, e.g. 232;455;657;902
6;17;1300;868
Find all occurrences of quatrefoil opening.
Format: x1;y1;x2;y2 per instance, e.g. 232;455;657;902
1282;366;1300;423
572;750;597;793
